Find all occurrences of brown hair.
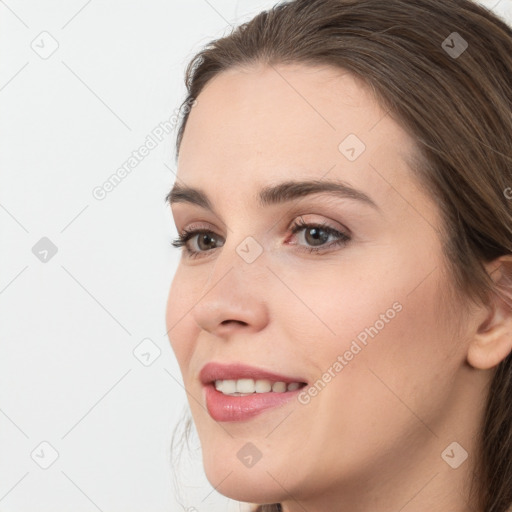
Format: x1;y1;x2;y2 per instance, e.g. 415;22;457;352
170;0;512;510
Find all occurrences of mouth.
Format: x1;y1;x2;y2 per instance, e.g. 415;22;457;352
212;378;306;395
199;362;308;422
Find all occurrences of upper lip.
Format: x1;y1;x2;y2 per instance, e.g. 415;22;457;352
199;362;308;385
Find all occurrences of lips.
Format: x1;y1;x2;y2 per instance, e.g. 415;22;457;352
199;362;307;385
199;362;308;422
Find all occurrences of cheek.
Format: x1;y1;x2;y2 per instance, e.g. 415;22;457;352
285;267;460;484
165;268;199;370
291;247;460;416
316;264;460;437
274;256;407;361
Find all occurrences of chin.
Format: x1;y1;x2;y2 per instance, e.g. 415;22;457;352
204;465;284;504
201;443;292;504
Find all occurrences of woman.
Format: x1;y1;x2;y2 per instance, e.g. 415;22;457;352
165;0;512;510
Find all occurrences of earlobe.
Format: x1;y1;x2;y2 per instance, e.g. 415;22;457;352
467;256;512;370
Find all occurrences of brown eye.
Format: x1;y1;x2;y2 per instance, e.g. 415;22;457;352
302;226;330;246
171;228;225;259
289;218;351;254
196;232;220;251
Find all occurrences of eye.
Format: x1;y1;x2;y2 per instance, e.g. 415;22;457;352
170;217;351;259
288;216;351;255
170;226;224;259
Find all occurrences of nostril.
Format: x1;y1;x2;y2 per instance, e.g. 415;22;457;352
220;320;247;326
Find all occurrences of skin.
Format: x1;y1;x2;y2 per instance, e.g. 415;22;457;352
165;63;512;512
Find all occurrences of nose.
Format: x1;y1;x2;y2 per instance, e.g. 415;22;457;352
191;242;270;338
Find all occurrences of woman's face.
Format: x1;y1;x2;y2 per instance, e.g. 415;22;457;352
166;64;479;509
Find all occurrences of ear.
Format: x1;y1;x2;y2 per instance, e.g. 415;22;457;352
467;255;512;370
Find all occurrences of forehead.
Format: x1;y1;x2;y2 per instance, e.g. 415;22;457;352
176;63;418;206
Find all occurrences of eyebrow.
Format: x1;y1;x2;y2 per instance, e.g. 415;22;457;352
166;179;380;211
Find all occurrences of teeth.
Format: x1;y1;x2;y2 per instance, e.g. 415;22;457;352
236;378;255;393
255;379;272;393
213;379;303;395
271;381;287;393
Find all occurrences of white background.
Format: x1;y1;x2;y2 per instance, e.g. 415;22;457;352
1;1;511;511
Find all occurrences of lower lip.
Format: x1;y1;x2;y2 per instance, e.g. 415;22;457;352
204;383;304;422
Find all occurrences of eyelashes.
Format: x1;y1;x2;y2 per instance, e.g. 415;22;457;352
170;217;351;259
171;227;221;258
